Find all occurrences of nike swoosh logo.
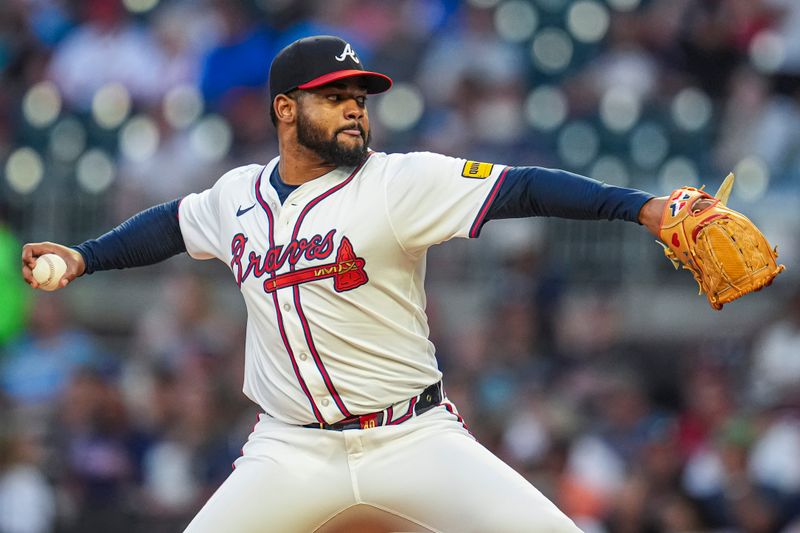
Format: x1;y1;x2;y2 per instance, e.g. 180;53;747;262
236;204;256;217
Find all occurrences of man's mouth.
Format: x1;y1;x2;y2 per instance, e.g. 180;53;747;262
337;124;364;139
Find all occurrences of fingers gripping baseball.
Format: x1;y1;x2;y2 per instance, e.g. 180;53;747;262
21;242;86;291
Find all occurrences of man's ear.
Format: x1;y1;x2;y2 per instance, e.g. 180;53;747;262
274;94;297;124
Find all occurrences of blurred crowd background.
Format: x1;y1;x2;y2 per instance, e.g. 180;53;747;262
1;0;800;531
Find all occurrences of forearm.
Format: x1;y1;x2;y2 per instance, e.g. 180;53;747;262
485;166;654;224
73;199;187;274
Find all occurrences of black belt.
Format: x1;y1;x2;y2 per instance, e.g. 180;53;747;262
303;381;443;431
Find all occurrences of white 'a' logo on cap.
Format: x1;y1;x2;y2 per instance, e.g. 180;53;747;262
335;43;360;64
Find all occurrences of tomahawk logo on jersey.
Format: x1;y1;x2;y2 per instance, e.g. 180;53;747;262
177;151;507;425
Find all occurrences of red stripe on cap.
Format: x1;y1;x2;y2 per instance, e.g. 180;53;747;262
298;69;392;93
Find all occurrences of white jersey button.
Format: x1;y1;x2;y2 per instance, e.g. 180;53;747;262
299;352;308;361
283;303;291;311
321;399;330;406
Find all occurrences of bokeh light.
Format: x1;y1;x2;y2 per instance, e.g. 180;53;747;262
189;115;232;162
630;122;669;170
531;28;574;73
535;0;568;13
92;83;132;129
467;0;501;8
600;86;641;133
122;0;160;13
120;115;160;162
494;1;538;43
658;156;698;193
22;81;62;128
671;87;712;131
558;121;599;168
48;117;87;162
5;147;44;194
749;31;785;74
163;85;204;130
76;149;115;193
734;157;770;202
567;1;610;43
525;85;568;131
377;83;424;132
606;0;641;11
590;155;629;187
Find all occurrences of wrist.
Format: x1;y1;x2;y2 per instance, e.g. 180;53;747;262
639;197;666;237
69;246;88;276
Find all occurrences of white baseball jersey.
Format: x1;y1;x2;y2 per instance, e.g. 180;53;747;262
178;151;508;425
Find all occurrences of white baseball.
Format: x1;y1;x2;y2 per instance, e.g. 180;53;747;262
32;253;67;291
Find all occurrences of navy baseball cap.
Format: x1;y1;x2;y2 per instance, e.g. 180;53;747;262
269;36;392;102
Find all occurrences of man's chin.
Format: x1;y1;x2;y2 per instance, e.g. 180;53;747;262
337;133;365;146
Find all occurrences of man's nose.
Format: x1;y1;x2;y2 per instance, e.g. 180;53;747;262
344;100;363;120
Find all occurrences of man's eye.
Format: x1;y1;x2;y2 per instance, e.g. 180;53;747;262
356;97;367;106
327;94;340;102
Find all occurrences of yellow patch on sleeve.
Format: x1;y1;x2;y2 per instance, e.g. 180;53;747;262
461;160;494;179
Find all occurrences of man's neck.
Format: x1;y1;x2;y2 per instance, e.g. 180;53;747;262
277;142;336;186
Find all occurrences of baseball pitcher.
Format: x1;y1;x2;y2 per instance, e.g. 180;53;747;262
21;36;782;532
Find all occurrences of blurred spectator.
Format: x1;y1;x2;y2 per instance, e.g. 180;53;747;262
750;288;800;406
563;370;661;523
606;417;702;533
0;296;103;408
115;110;227;217
150;2;218;96
198;1;273;110
749;407;800;528
0;414;56;533
683;417;781;531
131;271;239;370
677;362;736;458
676;0;763;97
763;0;800;77
416;6;527;153
54;367;143;533
48;0;168;108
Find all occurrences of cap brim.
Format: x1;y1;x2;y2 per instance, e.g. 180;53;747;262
298;70;393;94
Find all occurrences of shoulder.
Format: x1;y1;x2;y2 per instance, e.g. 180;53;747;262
211;163;269;194
217;163;266;185
375;151;462;174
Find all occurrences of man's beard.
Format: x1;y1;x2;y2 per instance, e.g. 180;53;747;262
296;108;370;167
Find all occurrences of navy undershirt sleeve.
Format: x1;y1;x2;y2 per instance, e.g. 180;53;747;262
72;199;186;275
485;166;653;223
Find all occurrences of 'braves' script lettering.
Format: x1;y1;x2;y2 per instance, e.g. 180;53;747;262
230;230;336;287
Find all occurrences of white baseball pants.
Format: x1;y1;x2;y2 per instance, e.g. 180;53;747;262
183;403;581;532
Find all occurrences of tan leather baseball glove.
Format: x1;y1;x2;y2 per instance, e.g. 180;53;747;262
658;173;785;310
